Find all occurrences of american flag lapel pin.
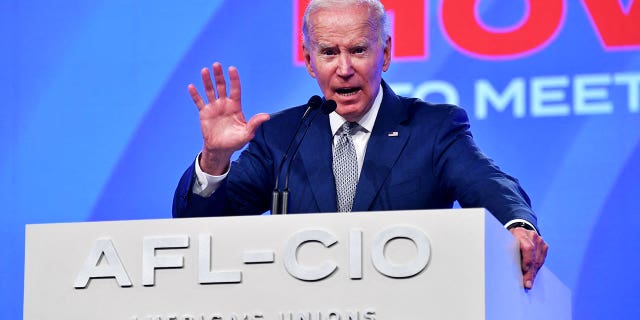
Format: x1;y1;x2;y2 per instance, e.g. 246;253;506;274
387;131;399;137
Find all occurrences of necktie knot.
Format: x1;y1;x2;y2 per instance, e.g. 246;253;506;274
341;121;358;137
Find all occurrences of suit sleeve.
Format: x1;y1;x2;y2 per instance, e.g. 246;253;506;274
172;161;229;218
172;125;275;218
433;106;538;230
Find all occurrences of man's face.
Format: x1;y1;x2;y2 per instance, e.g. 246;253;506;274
303;5;391;122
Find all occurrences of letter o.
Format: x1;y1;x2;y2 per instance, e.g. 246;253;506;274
327;311;341;320
371;226;431;278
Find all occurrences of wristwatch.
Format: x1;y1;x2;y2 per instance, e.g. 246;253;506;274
506;221;536;231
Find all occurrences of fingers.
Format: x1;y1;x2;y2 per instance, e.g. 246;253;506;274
199;67;216;103
511;228;548;289
212;62;228;99
540;238;549;264
523;265;536;290
533;235;549;287
195;63;239;104
188;84;205;111
228;66;242;102
518;234;536;289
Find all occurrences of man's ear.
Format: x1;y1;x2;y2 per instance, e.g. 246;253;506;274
382;36;392;72
303;44;317;78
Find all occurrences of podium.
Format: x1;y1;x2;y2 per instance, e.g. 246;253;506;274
24;208;571;319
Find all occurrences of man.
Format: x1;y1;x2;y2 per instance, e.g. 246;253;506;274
173;0;548;289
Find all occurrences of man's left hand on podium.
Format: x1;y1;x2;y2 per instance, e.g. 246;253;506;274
509;227;549;289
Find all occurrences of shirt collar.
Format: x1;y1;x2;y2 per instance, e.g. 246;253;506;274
329;84;383;135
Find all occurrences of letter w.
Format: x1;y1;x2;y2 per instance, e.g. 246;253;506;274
582;0;640;49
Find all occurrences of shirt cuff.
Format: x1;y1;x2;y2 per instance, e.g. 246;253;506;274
504;218;539;235
192;153;228;197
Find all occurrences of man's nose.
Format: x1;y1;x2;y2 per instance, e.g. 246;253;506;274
336;54;354;77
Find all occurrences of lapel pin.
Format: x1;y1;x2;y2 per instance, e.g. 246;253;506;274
387;131;399;137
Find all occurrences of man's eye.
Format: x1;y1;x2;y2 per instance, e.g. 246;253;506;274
322;49;337;55
353;47;367;54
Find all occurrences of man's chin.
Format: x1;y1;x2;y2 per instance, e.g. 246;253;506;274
335;104;368;121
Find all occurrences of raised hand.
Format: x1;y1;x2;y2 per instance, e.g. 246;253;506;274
188;62;270;175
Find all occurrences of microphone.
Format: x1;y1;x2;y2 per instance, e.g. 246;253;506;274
272;95;323;215
281;99;337;215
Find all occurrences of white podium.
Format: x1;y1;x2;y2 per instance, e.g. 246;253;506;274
24;208;571;319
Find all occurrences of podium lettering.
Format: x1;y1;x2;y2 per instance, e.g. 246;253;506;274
198;234;242;284
371;226;431;278
284;229;338;281
142;235;189;286
74;237;132;288
280;309;376;320
349;229;363;279
74;226;433;288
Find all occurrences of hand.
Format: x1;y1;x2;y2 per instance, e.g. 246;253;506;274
188;62;270;175
509;227;549;289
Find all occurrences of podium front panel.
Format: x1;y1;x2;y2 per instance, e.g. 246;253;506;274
24;208;569;319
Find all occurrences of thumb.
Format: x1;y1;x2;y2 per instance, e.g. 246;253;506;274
246;113;271;134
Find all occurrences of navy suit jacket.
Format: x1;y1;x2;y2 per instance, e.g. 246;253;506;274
173;81;537;229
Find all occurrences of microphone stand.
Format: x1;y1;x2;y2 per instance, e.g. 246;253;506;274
271;95;322;214
281;100;337;215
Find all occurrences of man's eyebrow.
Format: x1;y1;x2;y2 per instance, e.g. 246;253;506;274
315;42;335;50
314;40;370;50
351;41;370;48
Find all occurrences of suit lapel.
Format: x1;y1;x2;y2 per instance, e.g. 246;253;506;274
352;82;411;211
298;114;338;212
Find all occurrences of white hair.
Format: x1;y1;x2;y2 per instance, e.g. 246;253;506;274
302;0;390;48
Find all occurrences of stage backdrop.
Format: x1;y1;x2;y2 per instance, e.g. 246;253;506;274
1;0;638;318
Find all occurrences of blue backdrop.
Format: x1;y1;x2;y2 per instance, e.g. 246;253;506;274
2;0;638;318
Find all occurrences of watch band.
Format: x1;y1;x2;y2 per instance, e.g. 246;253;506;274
506;221;536;231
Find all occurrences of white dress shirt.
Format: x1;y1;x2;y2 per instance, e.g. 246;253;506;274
328;84;383;176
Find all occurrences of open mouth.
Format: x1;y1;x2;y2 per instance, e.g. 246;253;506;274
335;87;361;96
